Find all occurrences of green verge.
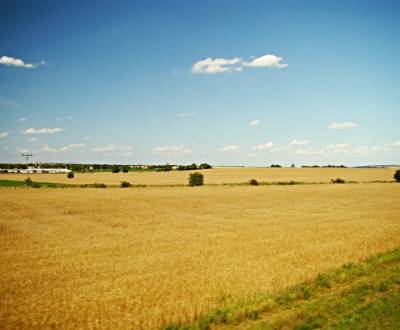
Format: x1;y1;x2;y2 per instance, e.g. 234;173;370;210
162;247;400;330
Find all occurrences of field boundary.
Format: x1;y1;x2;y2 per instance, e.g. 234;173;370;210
0;179;396;189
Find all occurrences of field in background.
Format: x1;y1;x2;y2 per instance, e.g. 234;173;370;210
1;183;399;329
0;167;397;186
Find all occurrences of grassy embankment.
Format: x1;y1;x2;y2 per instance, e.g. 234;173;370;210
164;248;400;329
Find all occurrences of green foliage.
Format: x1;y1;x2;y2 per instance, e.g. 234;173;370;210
67;171;74;179
178;163;198;171
188;172;204;186
199;163;212;169
93;183;107;188
122;167;129;173
24;177;33;186
332;178;346;184
394;170;400;182
270;164;282;168
120;181;131;188
249;178;259;186
112;166;120;173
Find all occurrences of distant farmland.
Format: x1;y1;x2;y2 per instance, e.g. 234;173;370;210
0;167;397;186
1;182;399;329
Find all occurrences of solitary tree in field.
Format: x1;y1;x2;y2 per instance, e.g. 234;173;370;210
394;170;400;182
188;172;204;186
67;171;74;179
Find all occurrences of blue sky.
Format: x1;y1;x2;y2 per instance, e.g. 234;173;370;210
1;0;399;166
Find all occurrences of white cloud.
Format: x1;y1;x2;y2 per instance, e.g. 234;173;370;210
191;53;288;74
252;142;275;150
220;145;240;152
19;117;26;122
66;115;75;120
0;55;44;69
179;112;197;117
60;143;85;151
41;144;58;152
384;140;400;147
17;148;29;154
249;119;260;127
22;128;63;135
0;132;8;139
56;118;62;122
152;144;191;155
243;54;288;69
29;137;38;142
92;144;133;156
192;57;242;74
328;122;358;129
290;139;309;145
84;136;92;140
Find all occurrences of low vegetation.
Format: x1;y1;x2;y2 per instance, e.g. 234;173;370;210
394;169;400;182
331;177;346;184
165;247;400;329
188;172;204;186
120;180;131;188
67;171;74;179
249;178;259;186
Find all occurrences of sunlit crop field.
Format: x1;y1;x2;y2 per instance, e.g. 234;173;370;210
1;183;400;329
0;167;397;186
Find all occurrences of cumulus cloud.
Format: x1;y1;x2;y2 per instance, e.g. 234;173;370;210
0;132;8;139
329;122;358;129
192;57;242;74
60;143;85;151
220;145;240;152
0;55;44;69
41;143;86;153
384;140;400;147
92;144;133;156
249;119;260;127
290;139;309;145
243;54;288;68
178;112;197;117
252;142;275;150
22;128;63;135
192;53;288;74
152;144;191;155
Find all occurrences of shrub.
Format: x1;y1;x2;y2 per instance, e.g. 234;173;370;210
249;178;259;186
93;183;107;188
188;172;204;186
67;171;74;179
24;177;33;186
394;170;400;182
122;167;129;173
271;164;282;168
120;181;131;188
112;166;120;173
31;182;41;188
331;178;345;184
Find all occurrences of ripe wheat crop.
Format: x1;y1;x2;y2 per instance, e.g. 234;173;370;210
1;183;399;329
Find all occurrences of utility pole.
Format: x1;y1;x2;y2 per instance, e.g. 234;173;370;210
22;153;33;169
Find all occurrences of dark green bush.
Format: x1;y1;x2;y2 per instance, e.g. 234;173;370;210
122;167;129;173
249;178;259;186
24;177;33;186
394;170;400;182
112;166;120;173
331;178;345;184
120;181;131;188
188;172;204;186
93;183;107;188
67;171;74;179
199;163;212;169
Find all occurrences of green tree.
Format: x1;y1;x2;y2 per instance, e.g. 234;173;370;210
394;170;400;182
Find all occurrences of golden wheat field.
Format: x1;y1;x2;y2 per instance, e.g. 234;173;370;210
0;167;397;186
1;183;400;329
